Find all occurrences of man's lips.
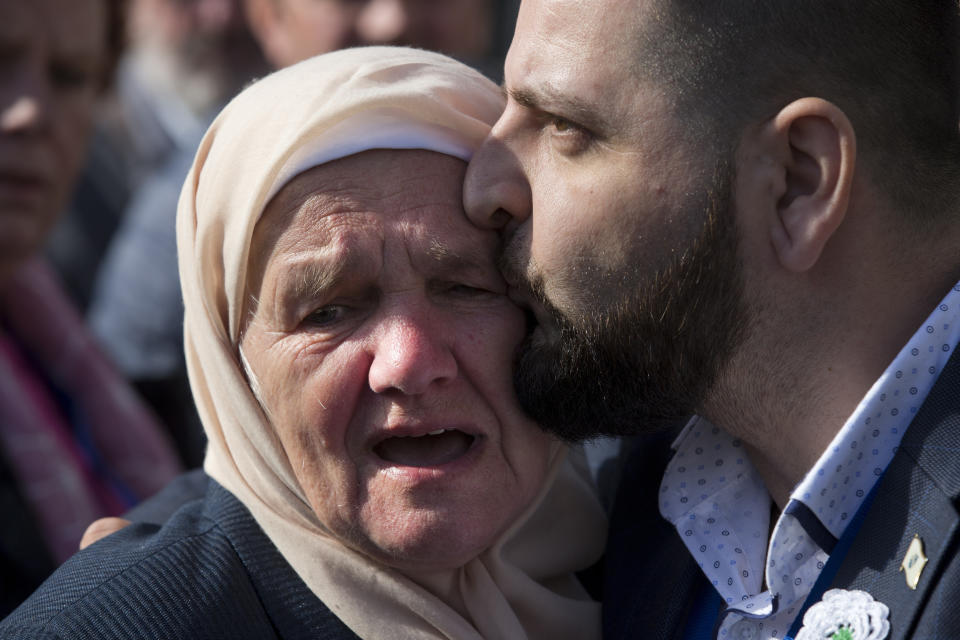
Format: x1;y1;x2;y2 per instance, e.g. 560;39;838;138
371;427;480;468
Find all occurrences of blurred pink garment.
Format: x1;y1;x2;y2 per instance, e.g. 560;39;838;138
0;258;181;563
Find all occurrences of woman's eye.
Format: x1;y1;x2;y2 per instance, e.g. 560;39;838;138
449;284;487;296
440;282;504;300
304;305;346;327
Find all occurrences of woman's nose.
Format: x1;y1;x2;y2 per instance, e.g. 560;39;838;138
356;0;410;45
462;115;532;233
368;313;457;396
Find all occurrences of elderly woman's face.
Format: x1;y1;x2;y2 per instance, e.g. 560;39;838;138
242;149;553;571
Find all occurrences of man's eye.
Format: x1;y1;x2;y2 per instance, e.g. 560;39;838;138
551;117;574;133
546;116;593;154
50;62;94;90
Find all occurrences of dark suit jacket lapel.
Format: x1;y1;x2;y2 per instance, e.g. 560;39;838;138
603;429;704;640
829;347;960;639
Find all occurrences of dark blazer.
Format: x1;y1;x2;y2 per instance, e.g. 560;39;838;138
0;444;56;618
604;347;960;639
0;480;360;640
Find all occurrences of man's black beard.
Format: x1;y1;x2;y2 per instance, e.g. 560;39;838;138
510;161;748;441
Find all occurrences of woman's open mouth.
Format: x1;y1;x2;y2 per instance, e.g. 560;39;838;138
373;429;478;467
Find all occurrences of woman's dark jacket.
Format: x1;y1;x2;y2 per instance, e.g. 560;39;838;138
0;477;360;640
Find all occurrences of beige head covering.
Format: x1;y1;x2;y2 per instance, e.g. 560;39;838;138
176;46;606;640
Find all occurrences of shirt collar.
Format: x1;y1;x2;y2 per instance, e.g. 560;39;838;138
658;280;960;638
792;281;960;539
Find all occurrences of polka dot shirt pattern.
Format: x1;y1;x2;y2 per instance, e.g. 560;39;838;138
659;281;960;639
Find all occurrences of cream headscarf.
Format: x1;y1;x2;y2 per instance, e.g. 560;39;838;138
176;46;607;640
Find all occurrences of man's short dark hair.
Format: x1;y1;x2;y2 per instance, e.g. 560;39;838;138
637;0;960;222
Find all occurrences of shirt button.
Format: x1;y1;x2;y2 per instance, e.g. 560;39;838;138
730;619;759;640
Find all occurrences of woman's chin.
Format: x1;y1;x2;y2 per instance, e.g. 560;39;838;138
362;524;497;573
328;441;533;571
350;501;519;573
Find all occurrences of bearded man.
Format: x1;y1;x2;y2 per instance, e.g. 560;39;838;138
465;1;960;638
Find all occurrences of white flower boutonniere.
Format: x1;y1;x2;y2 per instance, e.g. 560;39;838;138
796;589;890;640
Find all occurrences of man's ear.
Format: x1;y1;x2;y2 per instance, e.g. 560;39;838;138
749;98;856;273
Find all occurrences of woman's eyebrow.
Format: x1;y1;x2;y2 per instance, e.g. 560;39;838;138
427;237;495;276
281;256;349;303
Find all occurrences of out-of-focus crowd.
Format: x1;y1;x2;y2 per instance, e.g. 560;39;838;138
0;0;517;617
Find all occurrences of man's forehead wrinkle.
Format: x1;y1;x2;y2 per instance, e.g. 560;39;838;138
526;0;636;58
509;50;676;148
515;1;650;96
509;45;639;134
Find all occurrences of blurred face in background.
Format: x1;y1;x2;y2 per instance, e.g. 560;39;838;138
246;0;494;69
128;0;267;115
0;0;108;283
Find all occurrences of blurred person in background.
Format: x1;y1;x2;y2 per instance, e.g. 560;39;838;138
52;0;512;313
0;0;182;616
46;0;268;310
79;0;268;467
85;0;515;468
245;0;511;76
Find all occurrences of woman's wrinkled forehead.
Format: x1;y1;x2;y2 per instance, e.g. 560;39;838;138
244;150;491;320
258;155;455;244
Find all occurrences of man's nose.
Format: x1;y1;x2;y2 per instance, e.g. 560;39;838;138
463;116;532;233
0;61;51;135
367;312;457;396
356;0;410;45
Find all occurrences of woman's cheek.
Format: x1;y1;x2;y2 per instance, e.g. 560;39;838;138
474;302;527;351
